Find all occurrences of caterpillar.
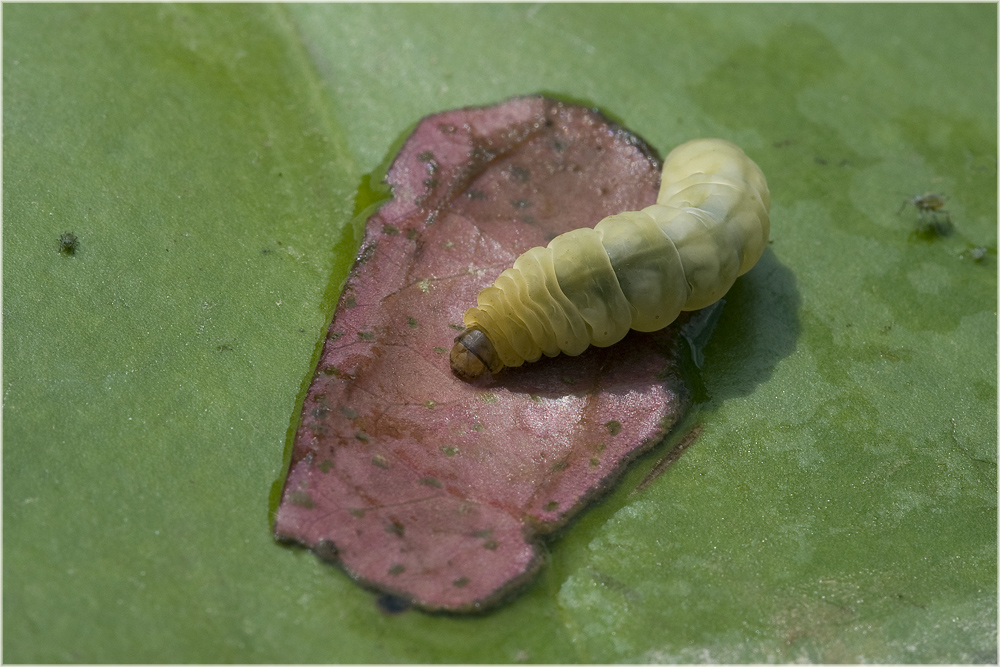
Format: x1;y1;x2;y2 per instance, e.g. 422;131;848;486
450;138;770;379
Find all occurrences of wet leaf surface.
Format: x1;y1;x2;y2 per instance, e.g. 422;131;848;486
274;97;693;611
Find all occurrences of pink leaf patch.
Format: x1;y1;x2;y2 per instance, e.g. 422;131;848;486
274;96;692;612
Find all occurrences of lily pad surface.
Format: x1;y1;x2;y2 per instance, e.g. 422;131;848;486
274;96;693;612
6;5;993;662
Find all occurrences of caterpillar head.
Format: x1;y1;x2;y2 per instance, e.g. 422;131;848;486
450;328;505;379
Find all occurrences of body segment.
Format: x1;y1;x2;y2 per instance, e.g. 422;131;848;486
450;138;770;379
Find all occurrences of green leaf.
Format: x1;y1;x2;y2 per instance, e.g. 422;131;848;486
5;4;995;662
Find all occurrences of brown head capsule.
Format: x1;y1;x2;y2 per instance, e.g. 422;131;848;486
450;327;505;379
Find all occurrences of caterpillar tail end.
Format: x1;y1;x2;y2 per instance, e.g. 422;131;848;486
450;328;505;380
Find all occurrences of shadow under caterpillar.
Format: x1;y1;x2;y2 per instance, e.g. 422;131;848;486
450;138;770;380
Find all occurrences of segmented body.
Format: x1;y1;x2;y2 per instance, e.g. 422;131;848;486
450;138;770;379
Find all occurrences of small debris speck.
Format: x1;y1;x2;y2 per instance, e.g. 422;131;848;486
58;232;78;256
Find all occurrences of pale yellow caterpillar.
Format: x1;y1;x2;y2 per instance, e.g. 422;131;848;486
450;138;770;379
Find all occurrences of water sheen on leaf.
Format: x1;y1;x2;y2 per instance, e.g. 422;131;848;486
274;96;693;612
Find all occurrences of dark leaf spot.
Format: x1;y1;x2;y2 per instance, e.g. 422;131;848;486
508;166;531;182
288;490;315;509
357;243;376;264
314;540;338;561
376;594;411;615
